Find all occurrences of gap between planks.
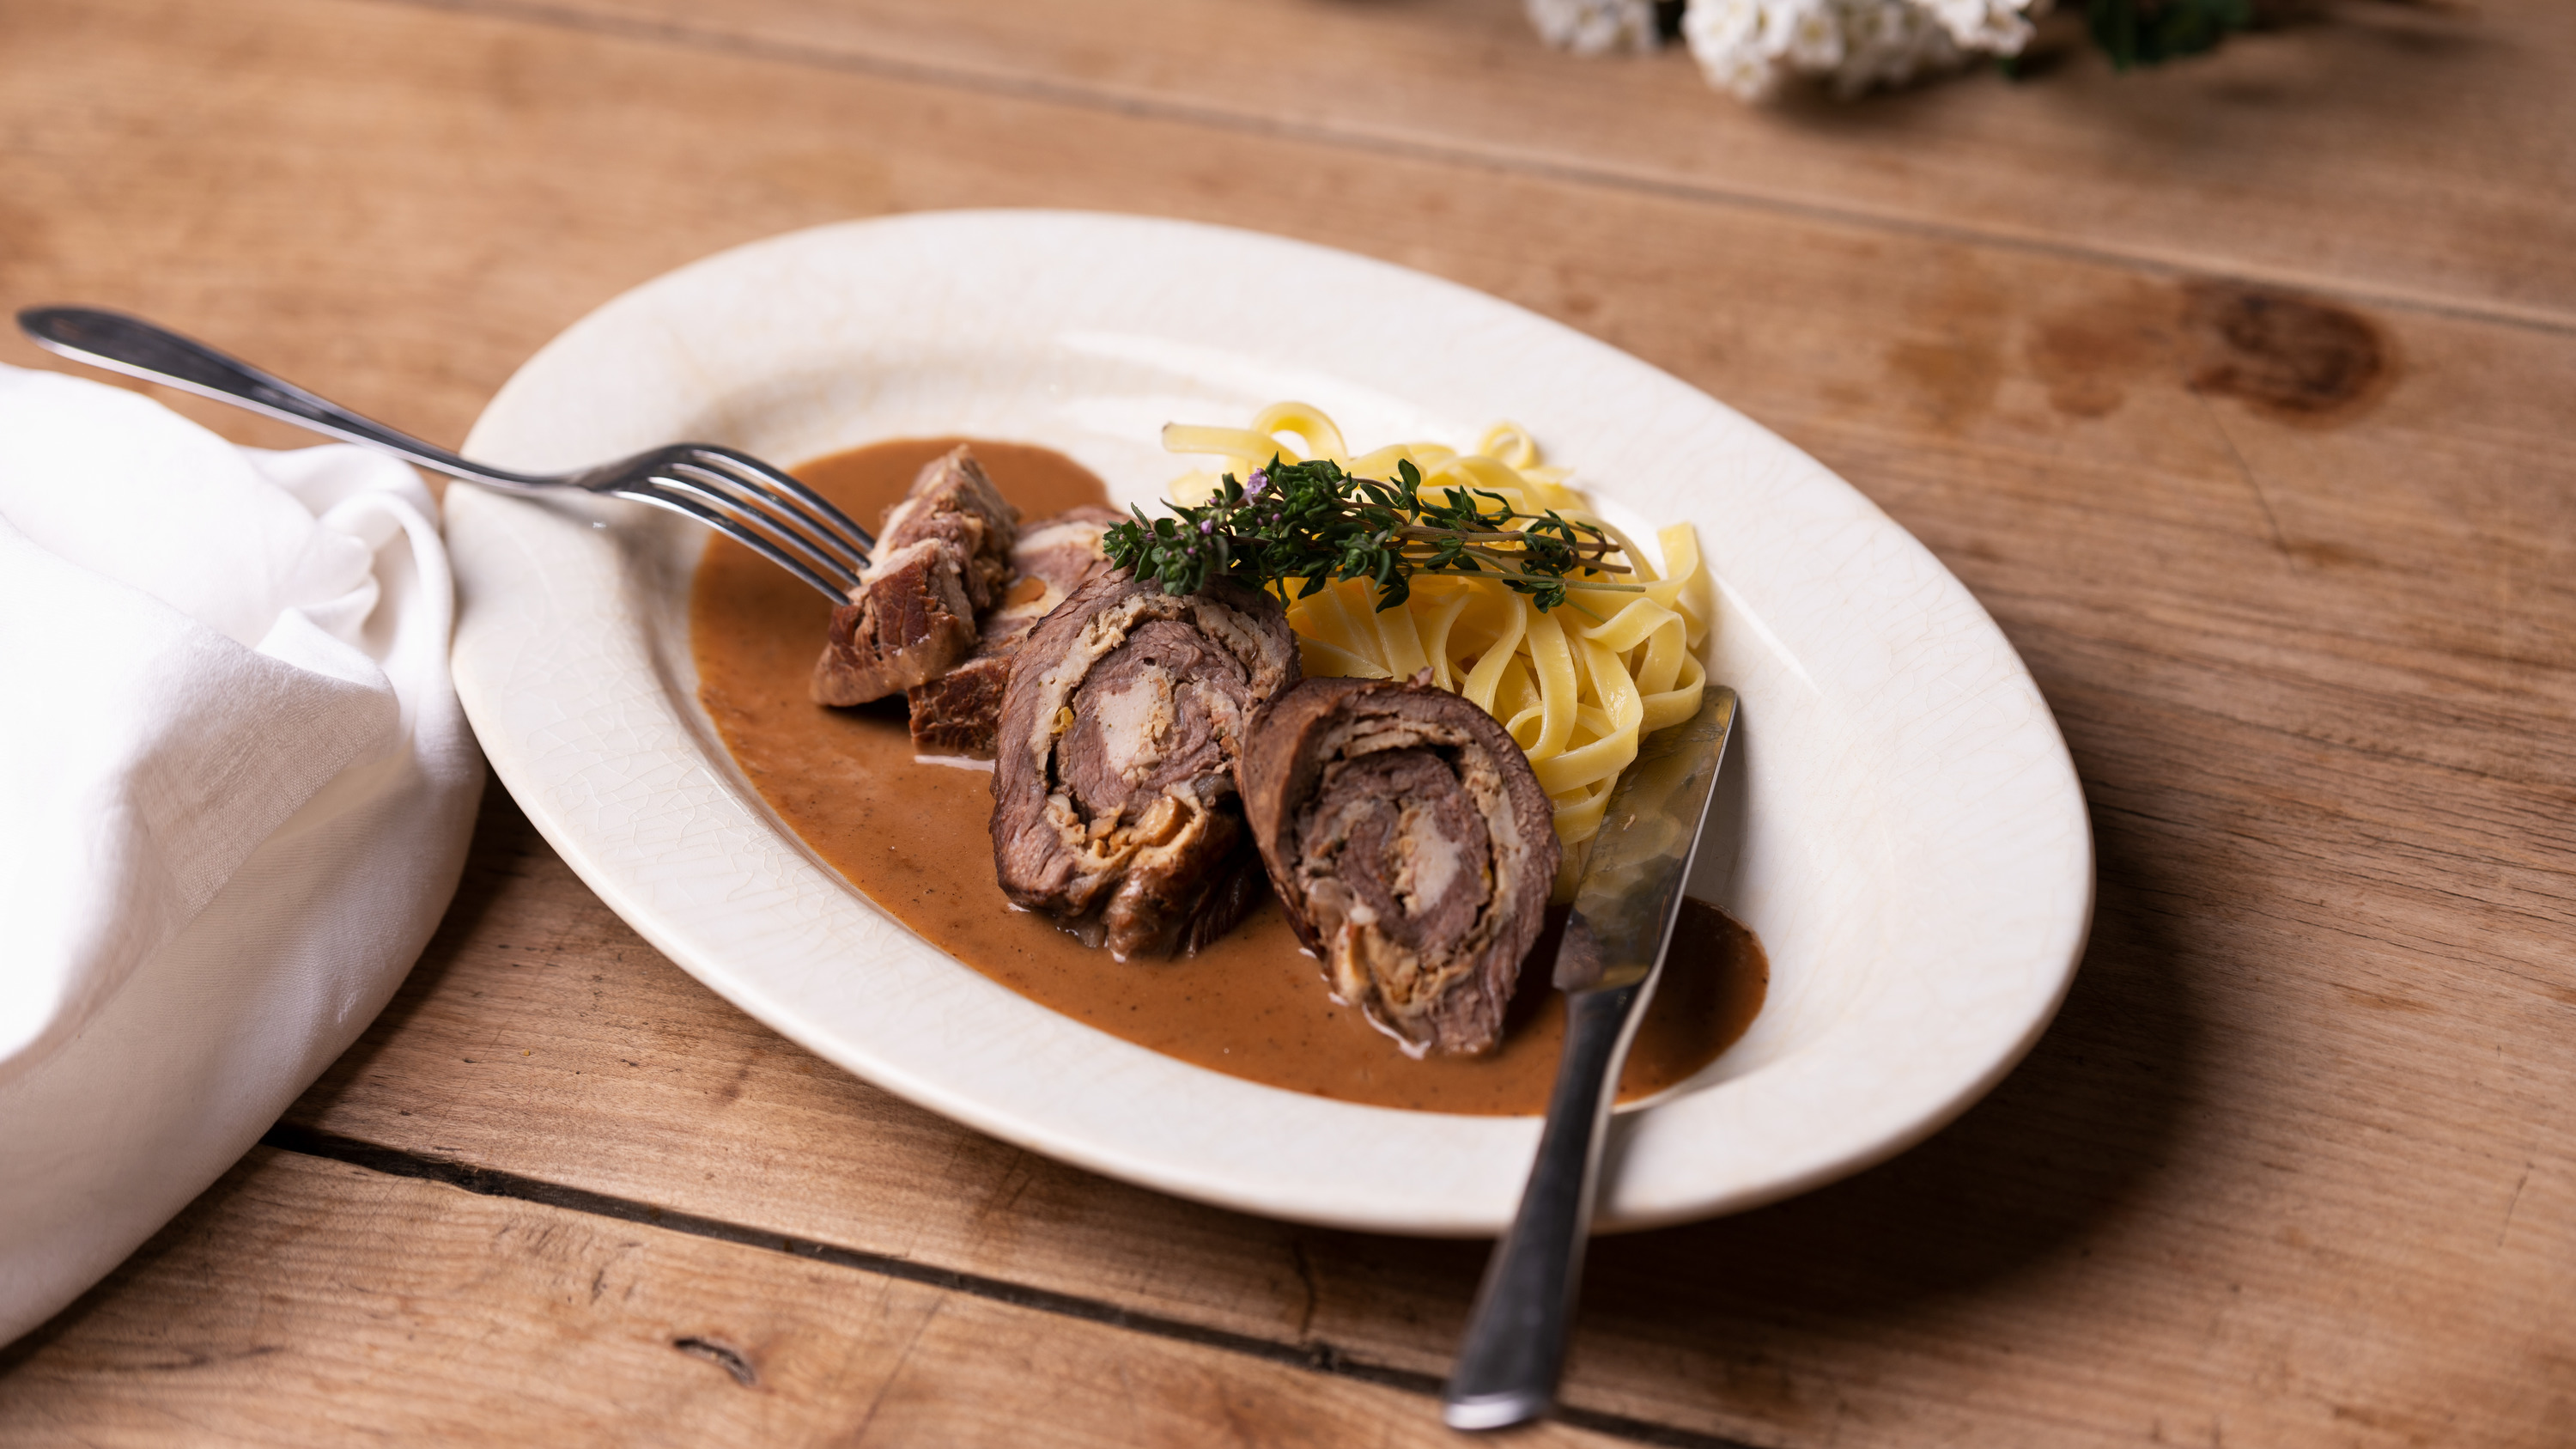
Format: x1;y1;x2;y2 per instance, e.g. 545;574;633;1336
257;1122;1764;1449
346;0;2576;341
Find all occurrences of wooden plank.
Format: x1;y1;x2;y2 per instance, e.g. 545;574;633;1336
289;775;1326;1351
424;0;2576;328
0;1147;1629;1448
287;776;2576;1448
3;0;2571;1445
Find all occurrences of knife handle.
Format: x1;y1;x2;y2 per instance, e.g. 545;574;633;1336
1442;977;1649;1430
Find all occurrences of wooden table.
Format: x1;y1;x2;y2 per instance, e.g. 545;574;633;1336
3;1;2571;1443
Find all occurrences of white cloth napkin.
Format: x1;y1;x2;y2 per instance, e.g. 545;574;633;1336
0;363;482;1344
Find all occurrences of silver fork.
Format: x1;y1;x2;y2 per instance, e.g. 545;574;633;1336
16;307;875;603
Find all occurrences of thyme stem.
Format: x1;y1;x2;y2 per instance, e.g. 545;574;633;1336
1103;455;1631;612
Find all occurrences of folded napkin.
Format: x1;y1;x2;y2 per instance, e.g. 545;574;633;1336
0;363;482;1344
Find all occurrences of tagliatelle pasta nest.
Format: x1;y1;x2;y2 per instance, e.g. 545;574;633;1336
1162;403;1712;879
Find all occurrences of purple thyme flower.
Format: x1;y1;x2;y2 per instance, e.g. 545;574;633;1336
1244;467;1270;499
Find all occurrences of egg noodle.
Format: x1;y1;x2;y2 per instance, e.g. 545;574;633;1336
1163;403;1711;878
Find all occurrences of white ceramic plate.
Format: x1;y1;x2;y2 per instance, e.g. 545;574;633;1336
447;211;2091;1235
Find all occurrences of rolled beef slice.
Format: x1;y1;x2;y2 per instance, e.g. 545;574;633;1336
811;446;1019;706
990;575;1300;959
908;506;1120;762
1237;677;1559;1056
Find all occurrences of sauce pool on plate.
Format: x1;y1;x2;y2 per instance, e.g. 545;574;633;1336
689;437;1766;1116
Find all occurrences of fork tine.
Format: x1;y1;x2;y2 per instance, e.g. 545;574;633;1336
649;472;862;594
617;480;854;604
668;458;871;580
688;446;876;560
648;463;866;590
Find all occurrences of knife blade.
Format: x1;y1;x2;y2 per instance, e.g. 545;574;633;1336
1443;685;1740;1431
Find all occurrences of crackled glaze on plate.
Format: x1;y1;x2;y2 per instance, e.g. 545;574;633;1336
446;211;2092;1234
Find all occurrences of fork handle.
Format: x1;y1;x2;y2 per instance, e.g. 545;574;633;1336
17;307;547;492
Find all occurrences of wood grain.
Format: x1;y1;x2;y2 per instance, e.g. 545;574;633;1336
282;779;2576;1446
404;0;2576;328
293;775;1327;1351
0;1148;1627;1448
1;0;2570;1444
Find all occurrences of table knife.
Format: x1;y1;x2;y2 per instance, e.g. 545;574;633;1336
1443;685;1740;1431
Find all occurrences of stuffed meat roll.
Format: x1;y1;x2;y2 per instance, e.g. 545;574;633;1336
989;575;1300;959
1237;677;1558;1056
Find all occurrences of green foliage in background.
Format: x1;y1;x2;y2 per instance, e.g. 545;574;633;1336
2087;0;2257;70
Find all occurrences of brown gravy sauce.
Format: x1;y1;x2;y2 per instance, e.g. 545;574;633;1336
690;437;1767;1116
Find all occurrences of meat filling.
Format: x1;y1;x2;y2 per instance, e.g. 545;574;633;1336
1299;749;1494;959
908;506;1117;762
990;576;1299;959
1238;678;1558;1056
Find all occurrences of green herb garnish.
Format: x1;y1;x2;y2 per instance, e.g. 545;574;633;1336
1103;457;1640;612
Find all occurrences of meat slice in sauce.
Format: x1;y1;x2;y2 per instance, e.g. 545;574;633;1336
991;575;1301;959
811;446;1019;706
1237;677;1559;1056
908;506;1120;762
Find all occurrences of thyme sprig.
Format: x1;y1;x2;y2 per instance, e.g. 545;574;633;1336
1103;456;1640;613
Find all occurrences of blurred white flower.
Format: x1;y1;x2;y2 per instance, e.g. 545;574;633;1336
1680;0;1781;98
1686;0;1786;100
1526;0;1664;56
1679;0;2038;101
1783;2;1849;68
1691;0;1764;51
1917;0;2047;54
